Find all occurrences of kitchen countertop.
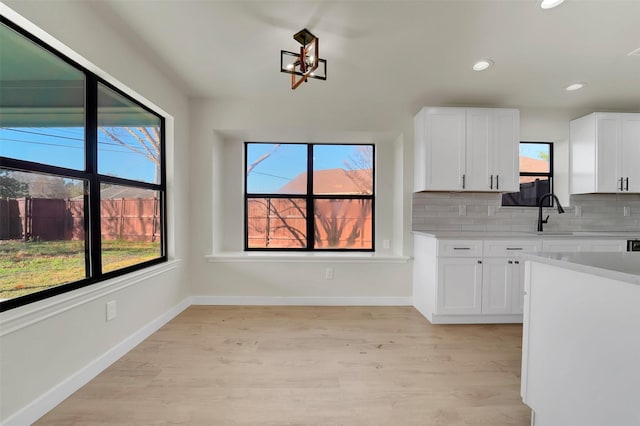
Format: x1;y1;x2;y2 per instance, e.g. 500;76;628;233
413;231;640;239
518;251;640;285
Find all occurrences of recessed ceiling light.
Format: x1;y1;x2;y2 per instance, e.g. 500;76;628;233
566;83;586;91
540;0;566;9
472;59;493;71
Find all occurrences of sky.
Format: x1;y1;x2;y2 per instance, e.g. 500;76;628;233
246;143;371;193
520;142;550;159
0;126;157;183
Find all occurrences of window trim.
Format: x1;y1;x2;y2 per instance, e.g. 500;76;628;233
501;141;554;207
244;142;375;252
0;17;167;312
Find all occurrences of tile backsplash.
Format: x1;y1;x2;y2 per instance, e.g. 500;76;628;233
412;192;640;233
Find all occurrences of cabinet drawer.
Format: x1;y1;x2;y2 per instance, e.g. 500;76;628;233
484;240;541;257
438;240;483;257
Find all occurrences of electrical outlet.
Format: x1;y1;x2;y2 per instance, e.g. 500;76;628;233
575;205;582;217
488;205;496;216
106;300;117;321
383;239;390;249
458;205;467;216
325;267;334;280
624;206;631;217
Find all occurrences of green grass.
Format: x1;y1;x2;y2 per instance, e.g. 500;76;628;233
0;240;160;300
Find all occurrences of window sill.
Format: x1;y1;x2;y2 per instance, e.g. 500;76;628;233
0;259;182;336
205;252;410;264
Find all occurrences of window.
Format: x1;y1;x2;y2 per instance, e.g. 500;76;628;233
0;18;166;311
502;142;553;207
245;143;374;251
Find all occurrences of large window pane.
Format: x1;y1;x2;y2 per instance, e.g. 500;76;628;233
246;144;307;194
98;83;161;184
100;184;162;273
0;23;85;170
313;145;373;195
247;198;307;248
0;169;87;301
314;199;372;249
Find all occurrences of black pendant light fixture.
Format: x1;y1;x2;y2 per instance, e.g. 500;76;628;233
280;28;327;90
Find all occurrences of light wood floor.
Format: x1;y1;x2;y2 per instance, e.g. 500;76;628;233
36;306;531;425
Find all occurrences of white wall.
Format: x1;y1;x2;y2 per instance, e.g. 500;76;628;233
188;98;414;301
0;2;191;423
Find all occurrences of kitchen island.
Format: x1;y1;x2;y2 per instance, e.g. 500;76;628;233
519;252;640;426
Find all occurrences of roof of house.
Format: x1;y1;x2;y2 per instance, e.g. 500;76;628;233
277;168;373;195
520;156;549;174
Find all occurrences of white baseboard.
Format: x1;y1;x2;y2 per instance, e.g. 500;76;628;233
1;297;191;426
192;295;413;306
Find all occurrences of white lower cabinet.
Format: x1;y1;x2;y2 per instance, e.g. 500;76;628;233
481;258;513;315
413;234;629;324
413;235;536;324
437;257;482;315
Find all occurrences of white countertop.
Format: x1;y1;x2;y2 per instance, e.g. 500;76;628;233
519;252;640;285
413;231;640;240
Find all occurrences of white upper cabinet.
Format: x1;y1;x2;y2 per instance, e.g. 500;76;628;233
570;112;640;194
414;107;519;192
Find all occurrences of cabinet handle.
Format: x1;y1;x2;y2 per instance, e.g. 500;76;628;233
490;175;493;189
453;247;471;250
625;177;629;191
508;260;513;264
496;175;499;190
506;247;523;251
462;174;466;189
477;260;482;264
515;261;520;264
619;177;624;191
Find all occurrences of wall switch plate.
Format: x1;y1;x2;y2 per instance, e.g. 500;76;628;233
106;300;117;321
325;267;334;280
624;206;631;217
458;205;467;216
382;239;390;249
574;205;582;217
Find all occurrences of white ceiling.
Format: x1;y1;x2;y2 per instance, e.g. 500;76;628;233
89;0;639;116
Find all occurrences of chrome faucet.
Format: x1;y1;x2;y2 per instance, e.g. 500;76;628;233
537;193;565;232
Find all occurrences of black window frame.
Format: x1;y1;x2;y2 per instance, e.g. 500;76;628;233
0;17;167;312
501;141;554;207
244;142;375;252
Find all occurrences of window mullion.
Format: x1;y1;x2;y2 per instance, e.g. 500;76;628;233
307;144;314;250
85;74;102;277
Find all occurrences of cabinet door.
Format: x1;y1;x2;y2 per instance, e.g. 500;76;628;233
481;258;512;314
465;108;491;191
620;115;640;192
437;258;482;315
511;260;526;314
491;109;519;192
596;114;622;192
418;108;466;190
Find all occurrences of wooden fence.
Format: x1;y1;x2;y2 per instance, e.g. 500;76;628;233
247;198;372;249
0;197;160;242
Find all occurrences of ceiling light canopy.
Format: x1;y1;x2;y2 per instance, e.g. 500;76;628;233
280;28;327;90
540;0;566;9
472;59;493;71
566;82;586;91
